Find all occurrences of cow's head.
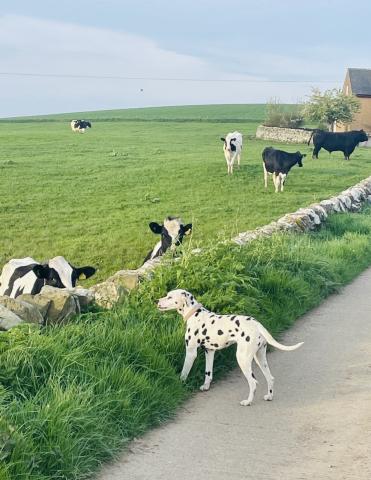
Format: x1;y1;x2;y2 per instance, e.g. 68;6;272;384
149;217;192;253
32;256;96;289
220;137;237;152
357;129;368;142
296;152;306;167
85;121;92;128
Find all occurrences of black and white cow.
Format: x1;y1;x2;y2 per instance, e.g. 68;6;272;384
220;131;243;174
262;147;305;193
143;216;192;264
0;256;96;298
308;129;368;160
70;120;92;133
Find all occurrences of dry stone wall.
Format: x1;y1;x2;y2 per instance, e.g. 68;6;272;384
1;176;371;330
256;125;313;144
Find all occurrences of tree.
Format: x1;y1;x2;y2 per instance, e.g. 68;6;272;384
303;88;360;132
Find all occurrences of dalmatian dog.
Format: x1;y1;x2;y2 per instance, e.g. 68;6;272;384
157;289;303;406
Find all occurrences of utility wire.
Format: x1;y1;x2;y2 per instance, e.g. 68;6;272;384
0;71;339;84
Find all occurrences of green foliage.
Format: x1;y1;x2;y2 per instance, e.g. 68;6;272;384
1;105;371;283
264;99;304;128
1;209;371;479
303;88;360;131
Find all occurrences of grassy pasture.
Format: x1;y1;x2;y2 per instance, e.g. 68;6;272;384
0;104;370;283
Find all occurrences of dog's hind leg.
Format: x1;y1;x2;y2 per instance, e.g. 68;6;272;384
180;347;197;382
254;344;274;401
236;346;257;406
200;349;215;391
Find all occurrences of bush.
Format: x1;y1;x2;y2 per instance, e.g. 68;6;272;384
264;99;304;128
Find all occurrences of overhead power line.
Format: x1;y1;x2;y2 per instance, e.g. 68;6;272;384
0;71;339;84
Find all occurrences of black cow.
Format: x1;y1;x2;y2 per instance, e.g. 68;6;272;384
143;216;192;264
0;256;96;298
262;147;305;193
70;120;92;133
308;129;368;160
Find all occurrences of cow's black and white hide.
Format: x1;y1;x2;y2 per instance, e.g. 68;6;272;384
220;131;243;174
262;147;305;193
70;120;92;133
0;256;96;298
308;129;368;160
143;217;192;264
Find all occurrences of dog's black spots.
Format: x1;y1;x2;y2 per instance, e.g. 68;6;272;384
206;336;210;340
202;328;207;335
230;315;236;321
201;339;206;345
212;343;219;348
217;330;224;335
241;331;245;337
252;372;256;379
211;320;215;325
258;342;261;347
228;329;232;333
194;329;199;335
187;327;190;333
197;339;201;344
231;334;235;337
270;389;273;393
202;323;205;328
195;309;202;317
175;301;178;304
206;371;211;376
210;314;214;318
191;300;195;305
246;335;250;342
185;339;189;346
188;335;191;340
235;319;240;327
235;328;239;332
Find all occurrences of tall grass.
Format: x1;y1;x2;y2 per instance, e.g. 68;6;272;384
1;209;371;479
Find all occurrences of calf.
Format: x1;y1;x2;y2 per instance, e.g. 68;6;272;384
262;147;305;193
308;129;368;160
0;256;96;298
220;131;243;174
143;216;192;264
70;120;92;133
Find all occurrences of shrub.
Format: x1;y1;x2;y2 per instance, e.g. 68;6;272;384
264;99;304;128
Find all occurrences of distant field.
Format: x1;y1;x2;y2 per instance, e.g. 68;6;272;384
0;104;370;283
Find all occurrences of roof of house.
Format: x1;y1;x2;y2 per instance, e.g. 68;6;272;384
348;68;371;96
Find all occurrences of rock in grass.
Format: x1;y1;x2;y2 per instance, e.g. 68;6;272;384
107;270;141;291
39;286;81;325
17;293;52;321
0;305;24;331
89;281;128;308
0;296;43;325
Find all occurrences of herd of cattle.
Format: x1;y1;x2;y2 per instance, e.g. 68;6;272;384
0;121;368;301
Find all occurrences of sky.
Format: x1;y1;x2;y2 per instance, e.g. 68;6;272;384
1;0;370;116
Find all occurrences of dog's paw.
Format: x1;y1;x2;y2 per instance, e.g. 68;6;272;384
264;394;273;401
240;399;253;406
199;383;210;391
180;374;187;382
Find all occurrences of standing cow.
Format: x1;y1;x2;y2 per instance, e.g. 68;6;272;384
308;129;368;160
220;131;243;174
262;147;305;193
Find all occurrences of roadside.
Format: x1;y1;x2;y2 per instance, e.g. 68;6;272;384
96;267;371;480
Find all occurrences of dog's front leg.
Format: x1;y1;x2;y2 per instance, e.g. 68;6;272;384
200;349;215;391
180;347;197;382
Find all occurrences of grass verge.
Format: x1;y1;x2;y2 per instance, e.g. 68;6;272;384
1;208;371;479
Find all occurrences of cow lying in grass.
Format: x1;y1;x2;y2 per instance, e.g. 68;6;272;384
70;120;92;133
143;216;192;264
158;289;303;406
0;256;96;298
220;131;243;174
262;147;305;193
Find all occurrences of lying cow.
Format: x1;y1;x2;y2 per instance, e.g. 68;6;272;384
0;256;96;298
220;131;243;174
143;216;192;264
70;120;92;133
308;129;368;160
262;147;305;193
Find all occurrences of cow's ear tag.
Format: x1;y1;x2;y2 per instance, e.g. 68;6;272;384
79;273;87;280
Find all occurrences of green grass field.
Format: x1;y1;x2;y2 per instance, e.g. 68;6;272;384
0;104;370;284
1;209;371;480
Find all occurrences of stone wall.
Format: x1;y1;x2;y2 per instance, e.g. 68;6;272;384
1;175;371;330
256;125;313;144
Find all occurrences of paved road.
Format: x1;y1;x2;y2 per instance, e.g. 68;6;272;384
96;268;371;480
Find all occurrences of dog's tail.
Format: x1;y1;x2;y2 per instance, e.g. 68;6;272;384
258;324;303;351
